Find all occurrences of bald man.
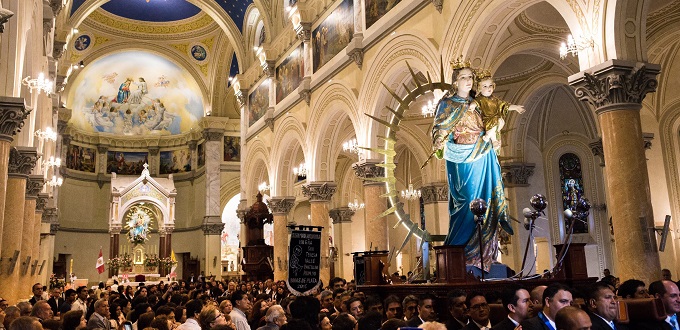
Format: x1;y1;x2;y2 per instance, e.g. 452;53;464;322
555;306;592;330
529;286;547;318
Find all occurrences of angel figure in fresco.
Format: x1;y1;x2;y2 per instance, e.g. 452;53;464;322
152;103;176;130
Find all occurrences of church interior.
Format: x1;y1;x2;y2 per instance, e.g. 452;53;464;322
1;0;679;303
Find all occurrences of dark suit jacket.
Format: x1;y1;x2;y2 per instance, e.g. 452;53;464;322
492;317;518;330
445;318;467;330
519;316;550;330
587;311;629;330
47;297;65;315
462;322;487;330
630;319;673;330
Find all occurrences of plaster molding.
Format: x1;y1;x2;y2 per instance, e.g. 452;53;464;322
8;147;38;178
302;181;336;202
329;207;355;224
501;162;536;187
0;97;31;142
268;196;296;215
420;182;449;204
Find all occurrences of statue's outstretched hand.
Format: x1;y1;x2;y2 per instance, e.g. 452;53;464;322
509;104;525;114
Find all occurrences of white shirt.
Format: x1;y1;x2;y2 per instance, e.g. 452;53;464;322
230;308;251;330
71;298;88;314
507;316;519;327
472;320;491;330
176;318;201;330
665;315;679;330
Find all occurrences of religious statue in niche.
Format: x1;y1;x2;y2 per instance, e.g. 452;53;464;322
125;205;154;245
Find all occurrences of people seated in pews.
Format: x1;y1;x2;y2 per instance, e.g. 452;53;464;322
462;291;491;330
383;295;403;321
520;283;573;330
445;290;468;330
554;306;592;330
632;280;680;330
585;282;628;330
528;285;547;318
402;295;419;322
406;293;437;327
492;284;532;330
617;279;649;299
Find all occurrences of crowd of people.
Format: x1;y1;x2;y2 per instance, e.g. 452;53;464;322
0;268;678;330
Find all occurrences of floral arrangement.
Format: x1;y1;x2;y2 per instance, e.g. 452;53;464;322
144;254;161;268
159;257;177;271
49;274;65;289
106;254;133;270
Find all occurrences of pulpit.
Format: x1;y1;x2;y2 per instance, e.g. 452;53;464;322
241;193;274;281
553;243;588;279
434;245;468;283
352;250;389;285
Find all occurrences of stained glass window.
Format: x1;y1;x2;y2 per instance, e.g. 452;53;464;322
559;153;588;233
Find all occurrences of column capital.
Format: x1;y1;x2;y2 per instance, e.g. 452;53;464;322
0;7;13;33
263;60;276;78
42;207;58;223
590;139;605;166
569;60;660;114
36;193;49;213
329;207;355;224
25;175;45;199
420;182;449;204
268;197;296;215
8;147;38;178
203;128;224;141
97;144;109;154
302;181;337;202
236;209;248;224
501;162;536;187
50;223;60;235
0;97;31;142
109;225;122;235
148;146;160;155
295;22;312;41
202;223;224;235
352;160;385;185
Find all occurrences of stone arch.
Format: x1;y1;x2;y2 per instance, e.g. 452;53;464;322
244;139;271;202
68;0;247;73
440;0;585;71
250;0;275;45
657;101;680;246
602;0;650;63
220;176;241;212
64;43;211;112
307;82;359;181
271;116;307;196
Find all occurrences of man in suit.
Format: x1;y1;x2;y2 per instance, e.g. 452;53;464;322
406;293;437;327
633;280;680;330
463;291;491;330
28;283;45;306
493;284;532;330
46;287;65;317
445;290;468;330
586;282;628;330
529;286;547;318
86;298;110;330
555;306;592;330
520;283;573;330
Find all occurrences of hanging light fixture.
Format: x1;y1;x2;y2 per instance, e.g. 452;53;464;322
559;34;595;59
348;198;365;212
22;72;53;95
258;181;270;192
343;138;360;154
293;162;307;178
400;152;420;201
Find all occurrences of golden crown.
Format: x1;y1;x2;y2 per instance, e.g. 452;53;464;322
450;56;472;70
475;69;493;82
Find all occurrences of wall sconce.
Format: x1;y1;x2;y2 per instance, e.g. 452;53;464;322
348;199;365;212
43;156;61;169
559;34;595;59
22;73;53;95
35;127;57;142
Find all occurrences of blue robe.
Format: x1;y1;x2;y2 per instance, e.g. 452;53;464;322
432;93;511;271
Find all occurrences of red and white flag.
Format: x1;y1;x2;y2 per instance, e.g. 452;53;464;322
95;248;105;274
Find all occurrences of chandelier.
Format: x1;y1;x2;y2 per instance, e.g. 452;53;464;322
43;156;61;169
422;99;437;117
35;127;57;142
343;138;360;155
258;181;270;192
559;34;594;59
22;72;53;95
46;175;63;187
293;162;307;178
348;198;365;212
401;183;421;201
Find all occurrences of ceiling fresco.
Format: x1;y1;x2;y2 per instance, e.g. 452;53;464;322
65;51;205;136
71;0;253;31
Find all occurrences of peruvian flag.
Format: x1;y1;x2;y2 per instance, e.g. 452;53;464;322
95;248;105;274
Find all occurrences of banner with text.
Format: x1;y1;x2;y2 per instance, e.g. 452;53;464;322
287;228;322;295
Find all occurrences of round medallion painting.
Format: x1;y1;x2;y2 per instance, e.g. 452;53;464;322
191;45;207;61
74;35;91;51
66;51;204;136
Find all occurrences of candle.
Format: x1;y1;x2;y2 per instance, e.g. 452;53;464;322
69;259;73;274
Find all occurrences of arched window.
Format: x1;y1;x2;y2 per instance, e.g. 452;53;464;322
559;153;588;233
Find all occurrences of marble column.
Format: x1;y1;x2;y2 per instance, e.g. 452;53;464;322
420;182;449;235
499;163;536;273
34;193;48;285
236;209;248;273
329;207;355;280
0;147;38;303
40;207;58;282
569;60;661;284
108;225;121;278
268;196;295;281
0;97;31;249
202;127;224;277
19;175;42;292
159;228;167;277
302;181;336;286
353;160;388;251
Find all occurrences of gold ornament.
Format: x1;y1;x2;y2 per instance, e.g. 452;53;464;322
450;55;472;70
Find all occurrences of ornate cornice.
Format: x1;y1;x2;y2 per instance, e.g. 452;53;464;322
8;147;38;178
569;60;660;113
0;97;31;142
501;162;536;187
42;207;58;224
295;22;311;42
515;12;570;35
85;10;218;39
590;139;605;166
420;183;449;204
50;223;60;235
431;0;443;13
236;209;248;223
329;207;355;224
202;223;224;235
188;141;197;150
109;225;122;235
268;197;296;215
36;193;49;213
302;182;336;202
643;132;654;150
52;40;66;60
25;175;45;199
263;60;276;78
352;161;385;185
236;89;248;108
348;48;363;70
265;117;275;132
49;0;63;16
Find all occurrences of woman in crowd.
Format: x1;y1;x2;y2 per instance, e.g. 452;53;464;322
62;310;87;330
198;306;227;330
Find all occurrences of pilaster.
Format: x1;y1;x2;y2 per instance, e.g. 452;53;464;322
269;196;296;281
501;162;536;187
302;182;336;285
